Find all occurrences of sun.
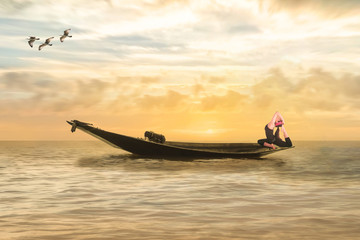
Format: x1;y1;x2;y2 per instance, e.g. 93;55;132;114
206;129;214;134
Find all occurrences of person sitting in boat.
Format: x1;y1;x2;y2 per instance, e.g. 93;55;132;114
258;111;292;149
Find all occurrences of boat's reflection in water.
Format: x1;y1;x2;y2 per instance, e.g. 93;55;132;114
77;153;286;173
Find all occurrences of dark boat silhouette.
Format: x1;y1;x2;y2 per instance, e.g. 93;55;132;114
67;120;293;159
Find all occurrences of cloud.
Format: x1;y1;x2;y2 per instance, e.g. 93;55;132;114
252;67;360;113
2;67;359;116
1;71;57;90
0;0;33;14
258;0;360;18
2;0;358;74
53;79;111;111
136;90;187;111
0;71;113;113
192;83;205;96
207;76;227;84
140;76;160;85
200;90;248;111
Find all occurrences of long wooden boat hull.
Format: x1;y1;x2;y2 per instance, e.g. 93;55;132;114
67;120;293;159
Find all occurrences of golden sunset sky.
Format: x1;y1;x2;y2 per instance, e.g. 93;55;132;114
0;0;359;141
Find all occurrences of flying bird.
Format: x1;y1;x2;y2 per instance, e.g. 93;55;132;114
38;37;54;51
60;29;72;42
27;36;40;48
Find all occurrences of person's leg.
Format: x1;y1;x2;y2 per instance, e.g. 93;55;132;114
258;125;277;149
257;139;266;146
258;139;276;149
274;138;286;147
274;126;292;147
285;137;292;147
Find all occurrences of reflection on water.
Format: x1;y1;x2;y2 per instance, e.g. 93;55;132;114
77;154;285;173
1;141;360;240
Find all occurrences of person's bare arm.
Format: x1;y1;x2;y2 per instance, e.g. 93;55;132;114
267;111;281;129
277;112;285;124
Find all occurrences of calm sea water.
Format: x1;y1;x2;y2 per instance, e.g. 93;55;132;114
1;141;359;240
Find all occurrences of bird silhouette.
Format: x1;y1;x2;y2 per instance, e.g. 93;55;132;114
60;29;72;42
27;36;40;48
38;37;54;51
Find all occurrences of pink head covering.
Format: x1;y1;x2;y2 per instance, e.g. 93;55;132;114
275;121;283;127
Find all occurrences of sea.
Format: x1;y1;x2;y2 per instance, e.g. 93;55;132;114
1;141;359;240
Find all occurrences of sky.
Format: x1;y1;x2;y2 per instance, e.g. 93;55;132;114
0;0;359;141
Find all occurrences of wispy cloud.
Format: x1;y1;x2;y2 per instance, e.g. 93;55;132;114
258;0;360;18
1;67;359;114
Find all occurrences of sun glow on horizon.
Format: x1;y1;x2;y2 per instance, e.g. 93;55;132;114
206;129;214;134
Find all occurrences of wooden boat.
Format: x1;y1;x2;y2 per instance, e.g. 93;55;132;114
67;120;293;159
